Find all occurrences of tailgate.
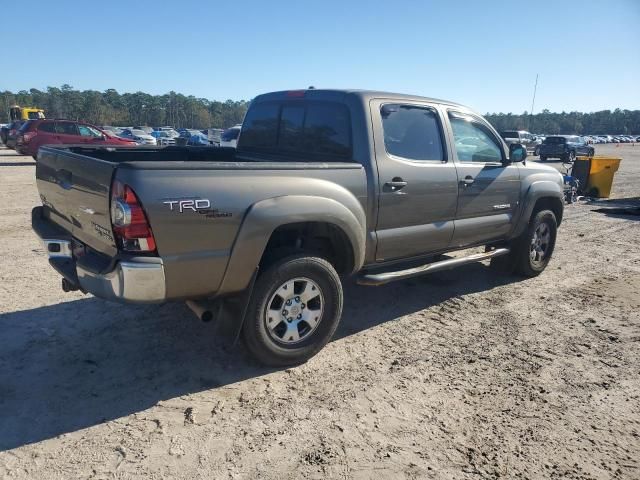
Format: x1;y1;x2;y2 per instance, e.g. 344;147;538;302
36;147;118;256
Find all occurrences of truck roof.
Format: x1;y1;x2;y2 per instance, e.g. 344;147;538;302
253;89;468;110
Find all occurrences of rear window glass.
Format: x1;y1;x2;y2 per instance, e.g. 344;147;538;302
238;101;352;160
544;137;566;144
38;122;56;133
381;104;444;161
239;104;279;148
18;121;35;132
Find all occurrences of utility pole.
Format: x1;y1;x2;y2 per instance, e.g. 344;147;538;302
529;74;538;132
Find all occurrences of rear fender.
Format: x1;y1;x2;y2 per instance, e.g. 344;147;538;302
217;195;366;295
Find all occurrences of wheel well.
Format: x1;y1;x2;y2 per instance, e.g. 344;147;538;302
260;222;354;274
532;197;563;226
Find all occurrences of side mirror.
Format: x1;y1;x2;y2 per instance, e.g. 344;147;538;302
509;143;527;163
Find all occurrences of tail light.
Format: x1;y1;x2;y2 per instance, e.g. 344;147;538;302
22;132;36;144
110;180;156;252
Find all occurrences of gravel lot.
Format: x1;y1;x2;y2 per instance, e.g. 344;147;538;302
0;144;639;479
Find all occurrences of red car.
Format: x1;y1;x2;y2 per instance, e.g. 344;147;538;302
16;119;135;158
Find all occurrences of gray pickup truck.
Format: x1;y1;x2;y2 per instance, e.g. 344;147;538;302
32;89;564;366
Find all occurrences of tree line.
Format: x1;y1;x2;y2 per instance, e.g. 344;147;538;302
485;109;640;135
0;85;249;129
2;86;639;134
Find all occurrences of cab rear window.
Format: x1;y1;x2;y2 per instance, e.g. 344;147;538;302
544;137;566;144
238;101;352;160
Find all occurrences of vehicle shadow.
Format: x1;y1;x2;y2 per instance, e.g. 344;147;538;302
0;263;522;451
589;197;640;220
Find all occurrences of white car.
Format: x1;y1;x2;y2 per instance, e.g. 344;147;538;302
154;130;178;146
220;125;241;148
120;128;157;145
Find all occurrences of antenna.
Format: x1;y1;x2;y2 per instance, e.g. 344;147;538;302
529;74;538;131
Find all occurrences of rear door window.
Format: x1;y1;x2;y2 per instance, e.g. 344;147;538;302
38;122;56;133
56;122;79;136
380;104;444;161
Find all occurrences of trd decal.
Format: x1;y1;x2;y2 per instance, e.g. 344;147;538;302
163;198;232;218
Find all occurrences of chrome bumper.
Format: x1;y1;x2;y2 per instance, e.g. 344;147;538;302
41;239;166;303
76;260;166;303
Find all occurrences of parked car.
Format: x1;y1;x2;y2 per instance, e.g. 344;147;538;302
500;130;542;155
119;128;157;145
133;126;154;134
151;129;179;145
31;88;564;366
220;125;241;148
538;135;594;162
186;133;210;146
15;119;136;158
2;121;24;149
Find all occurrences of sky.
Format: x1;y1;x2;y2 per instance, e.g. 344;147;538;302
2;0;639;114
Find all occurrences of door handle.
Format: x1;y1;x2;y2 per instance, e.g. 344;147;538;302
460;175;475;187
385;177;408;191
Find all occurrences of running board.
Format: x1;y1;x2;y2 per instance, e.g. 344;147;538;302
357;248;511;286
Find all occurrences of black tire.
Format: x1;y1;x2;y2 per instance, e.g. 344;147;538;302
512;210;557;277
242;254;343;366
567;151;576;163
539;155;547;162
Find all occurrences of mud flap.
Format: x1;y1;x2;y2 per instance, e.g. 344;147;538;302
215;267;259;350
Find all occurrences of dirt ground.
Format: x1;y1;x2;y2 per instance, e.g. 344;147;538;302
0;144;639;480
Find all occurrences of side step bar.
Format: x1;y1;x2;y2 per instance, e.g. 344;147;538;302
357;248;511;286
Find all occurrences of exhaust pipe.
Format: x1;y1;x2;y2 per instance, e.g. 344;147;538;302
186;300;214;323
61;278;80;292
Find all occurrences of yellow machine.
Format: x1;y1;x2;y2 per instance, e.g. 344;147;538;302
9;105;46;121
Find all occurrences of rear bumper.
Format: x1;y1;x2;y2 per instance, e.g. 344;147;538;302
32;206;166;303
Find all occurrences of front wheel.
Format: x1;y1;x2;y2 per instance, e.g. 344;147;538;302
539;155;547;162
566;151;576;163
242;255;343;366
513;210;557;277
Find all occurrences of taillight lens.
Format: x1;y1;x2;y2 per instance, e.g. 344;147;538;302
110;180;156;252
22;132;36;143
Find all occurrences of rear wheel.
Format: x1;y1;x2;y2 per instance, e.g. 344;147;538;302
242;255;343;366
539;155;547;162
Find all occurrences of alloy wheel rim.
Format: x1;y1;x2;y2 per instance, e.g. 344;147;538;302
530;222;551;266
264;277;324;345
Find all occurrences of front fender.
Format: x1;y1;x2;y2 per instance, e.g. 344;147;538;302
513;176;564;238
217;195;366;295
